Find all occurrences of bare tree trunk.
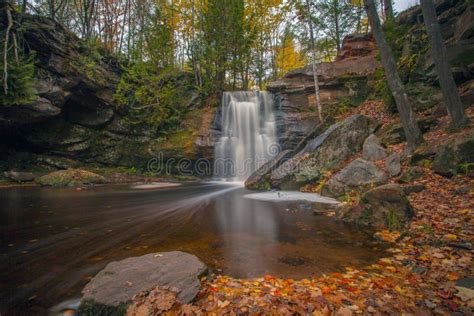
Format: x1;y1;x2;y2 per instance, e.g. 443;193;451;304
305;0;323;123
3;3;13;94
384;0;393;21
364;0;423;151
420;0;468;128
22;0;27;14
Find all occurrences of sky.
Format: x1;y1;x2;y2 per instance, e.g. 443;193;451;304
394;0;420;13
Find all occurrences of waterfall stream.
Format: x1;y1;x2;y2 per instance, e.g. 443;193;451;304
214;91;278;181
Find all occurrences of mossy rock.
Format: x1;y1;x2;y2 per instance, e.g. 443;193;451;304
432;131;474;177
35;169;106;186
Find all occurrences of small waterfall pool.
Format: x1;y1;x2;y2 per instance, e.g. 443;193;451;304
0;183;387;314
214;91;278;181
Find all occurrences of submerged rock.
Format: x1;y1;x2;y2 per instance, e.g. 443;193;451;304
321;158;388;198
35;169;106;186
79;251;207;315
337;184;414;229
269;114;371;189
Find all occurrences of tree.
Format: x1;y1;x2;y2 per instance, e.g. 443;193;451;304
420;0;468;128
383;0;393;21
312;0;359;55
275;28;306;76
364;0;423;151
305;0;323;122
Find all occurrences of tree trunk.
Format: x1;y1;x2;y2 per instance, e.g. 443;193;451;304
420;0;468;128
364;0;423;151
384;0;393;21
305;0;323;123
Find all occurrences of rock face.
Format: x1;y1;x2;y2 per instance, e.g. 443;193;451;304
265;34;377;151
0;13;198;172
266;115;371;189
362;134;387;161
337;184;414;229
245;149;293;190
80;252;207;314
321;158;388;198
432;131;474;177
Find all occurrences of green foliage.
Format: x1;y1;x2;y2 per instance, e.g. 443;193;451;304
0;51;37;106
114;62;194;135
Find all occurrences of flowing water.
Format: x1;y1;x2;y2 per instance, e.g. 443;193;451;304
214;91;278;180
0;183;386;314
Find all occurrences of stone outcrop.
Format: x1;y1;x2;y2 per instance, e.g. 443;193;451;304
0;13;199;173
266;34;377;151
35;169;106;186
321;158;388;198
80;251;207;314
337;184;414;229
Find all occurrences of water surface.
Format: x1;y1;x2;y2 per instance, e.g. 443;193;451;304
0;182;386;314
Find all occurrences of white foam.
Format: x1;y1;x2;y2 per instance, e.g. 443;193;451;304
244;191;340;205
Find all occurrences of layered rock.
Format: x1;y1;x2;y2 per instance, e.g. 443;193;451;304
0;13;199;173
267;34;377;150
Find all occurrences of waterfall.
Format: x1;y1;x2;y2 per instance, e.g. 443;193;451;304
214;91;278;181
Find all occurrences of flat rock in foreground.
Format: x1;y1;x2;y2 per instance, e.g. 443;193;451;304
80;251;207;313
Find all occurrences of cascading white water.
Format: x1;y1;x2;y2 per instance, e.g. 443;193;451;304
214;91;278;181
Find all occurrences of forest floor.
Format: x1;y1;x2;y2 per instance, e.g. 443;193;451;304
127;105;474;315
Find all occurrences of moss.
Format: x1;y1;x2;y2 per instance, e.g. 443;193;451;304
35;169;106;187
78;299;127;316
385;209;402;231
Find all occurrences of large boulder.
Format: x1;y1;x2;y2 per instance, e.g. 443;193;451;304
79;251;207;315
337;184;414;229
269;114;371;189
35;169;106;186
432;131;474;177
362;134;387;161
321;158;388;198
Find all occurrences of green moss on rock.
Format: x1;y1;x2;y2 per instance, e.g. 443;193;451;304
35;169;106;186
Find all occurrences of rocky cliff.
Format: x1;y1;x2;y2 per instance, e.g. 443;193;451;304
0;12;200;173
